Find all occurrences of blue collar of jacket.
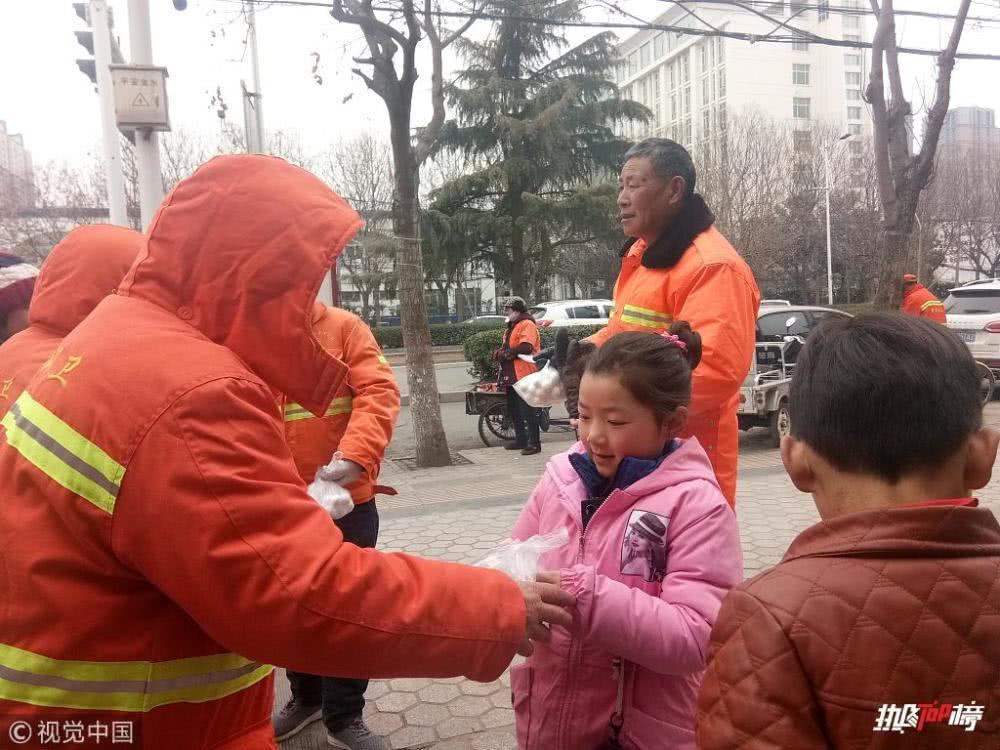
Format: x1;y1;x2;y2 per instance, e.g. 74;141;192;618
569;440;680;500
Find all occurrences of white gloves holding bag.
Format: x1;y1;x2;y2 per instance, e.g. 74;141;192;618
307;452;362;520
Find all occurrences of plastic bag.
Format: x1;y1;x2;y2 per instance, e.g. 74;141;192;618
514;361;566;408
307;478;355;520
474;527;570;581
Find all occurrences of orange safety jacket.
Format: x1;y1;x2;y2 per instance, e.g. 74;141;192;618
901;284;946;323
0;156;525;750
589;221;760;508
505;317;541;382
0;224;142;409
283;303;400;502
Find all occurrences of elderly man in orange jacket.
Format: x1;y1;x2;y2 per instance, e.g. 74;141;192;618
275;302;401;748
0;155;574;750
565;138;759;509
901;273;946;323
0;224;142;408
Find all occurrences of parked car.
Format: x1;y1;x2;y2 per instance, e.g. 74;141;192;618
739;305;852;445
464;314;507;326
943;278;1000;375
529;299;613;328
760;299;792;307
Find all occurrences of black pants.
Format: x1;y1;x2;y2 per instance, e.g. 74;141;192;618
507;386;540;447
287;500;380;733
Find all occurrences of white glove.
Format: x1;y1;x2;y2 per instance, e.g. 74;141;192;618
307;478;355;520
316;456;363;486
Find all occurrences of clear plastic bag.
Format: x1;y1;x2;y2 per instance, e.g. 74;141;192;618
514;361;566;408
474;527;570;581
307;478;355;520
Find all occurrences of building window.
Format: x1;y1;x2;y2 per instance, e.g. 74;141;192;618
844;33;861;42
719;69;726;98
848;105;862;120
765;1;785;15
717;35;725;63
847;88;861;101
845;71;862;85
793;97;811;119
790;1;807;15
849;140;863;154
640;42;651;68
793;129;812;152
793;63;810;85
793;41;810;52
654;33;665;59
844;15;861;30
845;53;861;66
700;41;709;71
703;108;711;135
702;76;710;103
818;0;829;21
849;123;863;136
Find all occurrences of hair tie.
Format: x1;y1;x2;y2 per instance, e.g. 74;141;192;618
659;332;687;351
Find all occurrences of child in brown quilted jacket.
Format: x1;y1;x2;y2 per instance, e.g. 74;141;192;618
697;312;1000;749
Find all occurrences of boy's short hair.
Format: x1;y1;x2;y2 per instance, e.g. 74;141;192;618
789;312;982;482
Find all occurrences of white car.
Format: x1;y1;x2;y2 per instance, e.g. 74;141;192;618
529;299;613;328
760;299;792;307
944;278;1000;373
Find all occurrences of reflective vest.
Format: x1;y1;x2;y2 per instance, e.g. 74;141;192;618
589;226;760;507
901;284;946;324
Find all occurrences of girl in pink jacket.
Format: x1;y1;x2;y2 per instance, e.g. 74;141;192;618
510;323;742;750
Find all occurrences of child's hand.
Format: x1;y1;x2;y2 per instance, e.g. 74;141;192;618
536;570;561;588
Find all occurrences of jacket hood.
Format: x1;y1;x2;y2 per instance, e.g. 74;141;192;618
117;155;363;416
29;224;142;335
547;437;720;510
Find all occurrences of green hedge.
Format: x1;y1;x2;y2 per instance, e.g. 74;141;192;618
372;322;505;350
464;325;604;382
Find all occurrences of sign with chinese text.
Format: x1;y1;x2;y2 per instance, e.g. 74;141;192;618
109;65;170;130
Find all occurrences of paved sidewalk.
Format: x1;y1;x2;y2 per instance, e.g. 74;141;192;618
277;405;1000;749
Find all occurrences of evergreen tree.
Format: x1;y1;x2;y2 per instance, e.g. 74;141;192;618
430;0;649;299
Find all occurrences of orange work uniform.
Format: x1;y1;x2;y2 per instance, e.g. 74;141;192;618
590;225;760;508
283;302;400;502
0;156;525;749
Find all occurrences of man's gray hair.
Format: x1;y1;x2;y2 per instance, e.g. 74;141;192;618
624;138;696;196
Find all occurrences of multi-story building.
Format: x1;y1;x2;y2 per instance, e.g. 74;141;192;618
615;0;873;154
0;121;35;212
939;107;1000;159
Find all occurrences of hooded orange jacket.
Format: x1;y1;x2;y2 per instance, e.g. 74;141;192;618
901;284;946;323
589;226;760;507
0;224;141;408
283;303;400;502
0;156;525;750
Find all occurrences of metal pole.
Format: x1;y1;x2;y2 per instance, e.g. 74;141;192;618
91;0;127;226
127;0;164;230
246;0;265;153
825;150;833;305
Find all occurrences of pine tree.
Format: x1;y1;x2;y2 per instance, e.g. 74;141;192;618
430;0;649;300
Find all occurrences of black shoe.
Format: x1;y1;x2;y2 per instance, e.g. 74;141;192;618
505;442;527;450
522;445;541;456
273;698;322;741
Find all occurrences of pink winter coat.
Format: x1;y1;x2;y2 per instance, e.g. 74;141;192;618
510;439;742;750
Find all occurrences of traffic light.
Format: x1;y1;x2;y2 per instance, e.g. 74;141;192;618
172;0;188;9
72;2;124;87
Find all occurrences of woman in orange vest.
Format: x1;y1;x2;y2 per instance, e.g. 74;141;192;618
496;296;542;455
566;138;760;508
900;273;946;323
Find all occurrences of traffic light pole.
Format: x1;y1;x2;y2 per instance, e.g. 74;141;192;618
90;0;127;226
127;0;164;229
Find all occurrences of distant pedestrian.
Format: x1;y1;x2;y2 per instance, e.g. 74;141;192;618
496;296;542;455
901;273;946;323
511;323;742;749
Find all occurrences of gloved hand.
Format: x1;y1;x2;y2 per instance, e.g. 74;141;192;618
316;457;364;486
307;478;355;520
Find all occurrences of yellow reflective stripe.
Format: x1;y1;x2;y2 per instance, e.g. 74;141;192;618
1;392;124;514
377;354;389;366
620;314;665;329
921;300;944;311
622;304;672;324
0;643;273;712
283;397;353;423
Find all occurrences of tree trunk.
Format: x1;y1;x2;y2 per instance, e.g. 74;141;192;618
510;189;527;299
391;125;451;467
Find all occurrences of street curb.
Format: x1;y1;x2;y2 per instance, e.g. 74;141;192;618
400;391;467;407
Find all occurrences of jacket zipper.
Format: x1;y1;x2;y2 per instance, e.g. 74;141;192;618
557;490;616;747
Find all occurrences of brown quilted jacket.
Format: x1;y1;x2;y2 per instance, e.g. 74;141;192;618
697;505;1000;749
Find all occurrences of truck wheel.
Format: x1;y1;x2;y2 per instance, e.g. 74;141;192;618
769;400;791;448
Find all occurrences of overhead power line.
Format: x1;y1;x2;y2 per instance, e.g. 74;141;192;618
653;0;1000;25
220;0;1000;61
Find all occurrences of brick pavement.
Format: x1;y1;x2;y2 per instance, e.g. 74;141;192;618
278;406;1000;749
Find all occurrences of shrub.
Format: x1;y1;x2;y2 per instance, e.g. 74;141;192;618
372;322;505;350
464;325;604;382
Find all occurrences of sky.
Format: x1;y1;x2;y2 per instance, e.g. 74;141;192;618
1;0;999;168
